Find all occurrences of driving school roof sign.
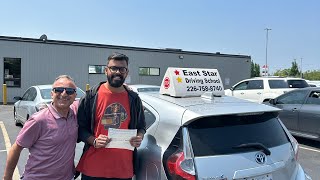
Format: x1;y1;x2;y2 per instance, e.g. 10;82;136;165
160;67;225;97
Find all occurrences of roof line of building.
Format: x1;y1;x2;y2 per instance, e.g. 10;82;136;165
0;35;251;59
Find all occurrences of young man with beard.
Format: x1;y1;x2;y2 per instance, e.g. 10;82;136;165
76;52;146;180
3;75;79;180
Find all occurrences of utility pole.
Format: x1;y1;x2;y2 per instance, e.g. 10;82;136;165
265;28;272;76
300;58;303;78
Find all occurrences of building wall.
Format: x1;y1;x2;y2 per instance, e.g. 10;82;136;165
0;37;250;103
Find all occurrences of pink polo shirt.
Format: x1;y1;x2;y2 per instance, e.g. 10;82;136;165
16;102;78;180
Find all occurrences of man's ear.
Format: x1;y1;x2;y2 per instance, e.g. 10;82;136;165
105;67;108;75
124;69;129;78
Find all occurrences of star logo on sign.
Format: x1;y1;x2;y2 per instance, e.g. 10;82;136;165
174;70;180;75
177;77;182;83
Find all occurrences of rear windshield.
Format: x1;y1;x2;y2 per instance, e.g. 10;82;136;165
187;112;289;156
268;79;309;89
287;80;309;88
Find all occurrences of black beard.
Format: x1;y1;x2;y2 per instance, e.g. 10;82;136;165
107;74;125;88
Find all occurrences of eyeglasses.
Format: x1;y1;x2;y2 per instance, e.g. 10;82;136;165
107;66;128;74
52;87;76;95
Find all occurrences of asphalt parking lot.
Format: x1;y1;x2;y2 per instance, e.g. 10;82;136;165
0;105;319;179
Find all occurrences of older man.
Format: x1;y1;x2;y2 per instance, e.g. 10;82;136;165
3;75;79;180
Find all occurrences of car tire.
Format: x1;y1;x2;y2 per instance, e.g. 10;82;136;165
24;114;30;126
13;108;20;126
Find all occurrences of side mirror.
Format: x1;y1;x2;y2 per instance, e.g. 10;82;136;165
230;86;234;91
269;99;276;105
13;96;22;101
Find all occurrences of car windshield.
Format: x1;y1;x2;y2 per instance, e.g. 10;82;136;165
40;87;85;99
187;112;289;156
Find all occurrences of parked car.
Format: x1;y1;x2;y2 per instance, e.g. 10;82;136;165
136;91;310;180
306;80;320;87
225;77;309;103
128;84;160;93
13;85;85;125
268;87;320;142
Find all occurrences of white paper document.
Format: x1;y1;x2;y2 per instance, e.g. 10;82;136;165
106;128;137;151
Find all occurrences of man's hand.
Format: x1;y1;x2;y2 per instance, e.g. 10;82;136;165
130;136;143;148
94;134;111;148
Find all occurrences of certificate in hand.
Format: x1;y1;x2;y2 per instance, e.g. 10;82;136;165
106;128;137;151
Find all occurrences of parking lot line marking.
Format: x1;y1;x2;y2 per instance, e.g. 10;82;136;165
0;121;21;179
300;146;320;153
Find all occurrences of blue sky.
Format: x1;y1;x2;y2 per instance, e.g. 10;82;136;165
1;0;319;73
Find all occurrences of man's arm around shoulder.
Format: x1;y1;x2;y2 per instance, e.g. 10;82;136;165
3;143;23;180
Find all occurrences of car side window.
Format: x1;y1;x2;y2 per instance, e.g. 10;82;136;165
305;91;320;105
144;107;156;130
247;80;263;90
277;91;307;104
28;87;37;101
21;88;32;101
233;81;249;90
268;80;288;89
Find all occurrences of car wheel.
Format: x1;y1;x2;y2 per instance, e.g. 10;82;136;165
23;115;30;126
13;108;20;126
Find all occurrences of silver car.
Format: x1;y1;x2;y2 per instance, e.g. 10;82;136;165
136;92;311;180
128;84;160;93
269;87;320;141
13;84;85;125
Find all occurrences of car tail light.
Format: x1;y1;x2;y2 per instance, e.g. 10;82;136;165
35;102;48;112
167;151;196;180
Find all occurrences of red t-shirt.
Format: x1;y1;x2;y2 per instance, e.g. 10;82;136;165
76;84;133;178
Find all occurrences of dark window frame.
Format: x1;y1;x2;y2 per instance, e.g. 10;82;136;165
3;57;21;88
139;67;160;76
144;107;156;129
88;65;106;74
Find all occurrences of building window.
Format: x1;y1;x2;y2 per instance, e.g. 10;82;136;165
139;67;160;76
3;58;21;87
89;65;105;74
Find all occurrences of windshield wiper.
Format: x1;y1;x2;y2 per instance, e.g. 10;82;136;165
233;143;271;155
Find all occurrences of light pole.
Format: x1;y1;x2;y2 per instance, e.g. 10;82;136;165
300;58;303;78
264;28;272;76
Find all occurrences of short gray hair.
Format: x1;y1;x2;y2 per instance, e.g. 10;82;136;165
54;75;75;83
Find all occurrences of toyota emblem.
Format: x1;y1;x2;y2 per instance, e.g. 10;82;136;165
255;152;267;164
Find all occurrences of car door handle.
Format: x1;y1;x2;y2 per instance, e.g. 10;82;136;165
292;108;298;112
240;92;244;95
257;92;261;95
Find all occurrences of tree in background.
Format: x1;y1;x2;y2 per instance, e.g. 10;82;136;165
273;59;301;77
273;68;290;77
251;60;260;77
289;59;301;77
304;70;320;80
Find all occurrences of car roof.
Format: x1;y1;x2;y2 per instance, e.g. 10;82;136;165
251;77;305;80
31;84;83;90
33;84;52;89
285;87;320;92
128;84;160;88
140;92;280;124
